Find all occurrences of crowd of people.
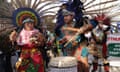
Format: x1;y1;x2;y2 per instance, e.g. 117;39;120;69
0;1;114;72
8;8;111;72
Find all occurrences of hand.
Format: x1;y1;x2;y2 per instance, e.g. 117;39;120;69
59;37;67;44
72;41;78;46
77;27;85;34
9;30;17;42
35;33;46;47
77;24;89;34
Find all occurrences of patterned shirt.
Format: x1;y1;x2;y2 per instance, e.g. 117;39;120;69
17;28;39;45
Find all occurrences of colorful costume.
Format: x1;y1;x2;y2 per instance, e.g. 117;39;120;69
11;7;44;72
91;14;110;72
16;28;44;72
55;18;81;56
74;43;89;72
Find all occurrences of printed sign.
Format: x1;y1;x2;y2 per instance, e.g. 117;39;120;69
108;43;120;57
107;34;120;57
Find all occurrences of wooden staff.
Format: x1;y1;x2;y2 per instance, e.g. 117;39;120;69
64;19;91;47
64;28;81;47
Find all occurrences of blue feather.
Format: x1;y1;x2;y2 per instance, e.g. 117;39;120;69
55;0;84;31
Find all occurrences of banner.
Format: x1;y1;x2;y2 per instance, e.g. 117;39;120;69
107;33;120;57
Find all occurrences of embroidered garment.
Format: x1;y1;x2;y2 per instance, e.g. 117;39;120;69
16;28;44;72
17;29;39;45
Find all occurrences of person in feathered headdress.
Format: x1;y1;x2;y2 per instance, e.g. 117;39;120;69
54;0;85;56
55;0;84;33
55;9;78;56
9;8;45;72
91;14;110;72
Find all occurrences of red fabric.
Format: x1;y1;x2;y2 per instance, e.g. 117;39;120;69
32;53;44;72
102;43;107;57
104;66;109;72
93;63;98;71
21;52;30;59
21;44;35;49
38;65;44;72
104;65;109;72
31;52;43;64
18;65;29;72
18;45;44;72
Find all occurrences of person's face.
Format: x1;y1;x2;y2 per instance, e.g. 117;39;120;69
24;22;34;30
98;21;104;29
64;15;73;24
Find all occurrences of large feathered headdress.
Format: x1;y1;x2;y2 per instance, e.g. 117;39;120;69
56;0;84;29
0;0;119;31
0;0;62;28
94;14;110;25
82;0;119;26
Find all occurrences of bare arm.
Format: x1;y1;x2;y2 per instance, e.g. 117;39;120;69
9;30;18;42
62;26;79;32
62;23;93;34
36;32;46;47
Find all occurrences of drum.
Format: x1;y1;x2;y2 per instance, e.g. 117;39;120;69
49;56;77;72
